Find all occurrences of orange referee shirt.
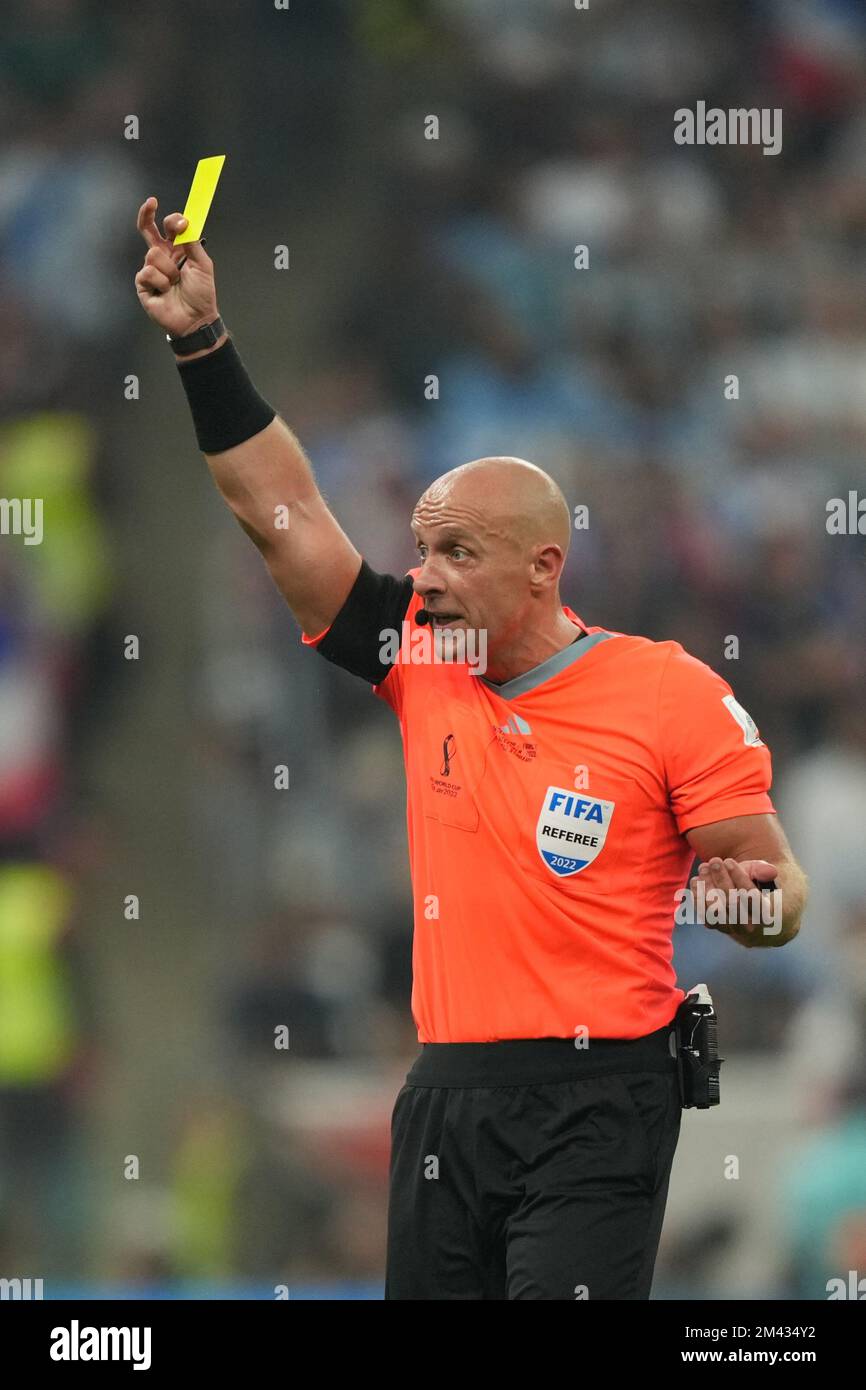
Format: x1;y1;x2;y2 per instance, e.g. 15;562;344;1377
303;564;775;1042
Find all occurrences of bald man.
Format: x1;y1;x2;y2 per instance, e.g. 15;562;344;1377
408;456;581;683
136;208;808;1300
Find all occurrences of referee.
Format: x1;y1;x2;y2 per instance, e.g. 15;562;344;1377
135;200;809;1300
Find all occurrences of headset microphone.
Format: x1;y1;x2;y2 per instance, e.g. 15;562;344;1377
416;608;430;625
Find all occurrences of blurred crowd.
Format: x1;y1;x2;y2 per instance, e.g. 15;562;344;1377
1;0;865;1298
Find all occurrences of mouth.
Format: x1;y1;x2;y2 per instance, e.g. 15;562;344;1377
429;614;464;627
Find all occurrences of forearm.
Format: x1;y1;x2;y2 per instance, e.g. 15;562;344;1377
175;331;319;552
205;415;321;554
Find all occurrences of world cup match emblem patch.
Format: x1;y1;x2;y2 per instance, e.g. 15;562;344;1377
535;787;615;877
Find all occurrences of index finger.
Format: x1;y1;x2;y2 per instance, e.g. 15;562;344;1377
137;197;170;250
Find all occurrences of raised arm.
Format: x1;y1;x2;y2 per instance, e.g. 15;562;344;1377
134;196;362;636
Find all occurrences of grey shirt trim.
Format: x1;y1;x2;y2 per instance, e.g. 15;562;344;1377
478;630;615;700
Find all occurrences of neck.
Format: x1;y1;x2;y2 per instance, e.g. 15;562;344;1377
483;610;583;685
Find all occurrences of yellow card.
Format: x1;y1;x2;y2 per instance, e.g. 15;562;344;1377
173;155;225;244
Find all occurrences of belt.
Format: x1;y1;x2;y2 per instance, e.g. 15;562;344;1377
404;1020;679;1088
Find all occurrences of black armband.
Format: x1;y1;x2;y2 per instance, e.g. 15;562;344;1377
316;559;415;684
176;334;277;454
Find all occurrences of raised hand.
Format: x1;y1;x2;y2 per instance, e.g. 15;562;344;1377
134;196;219;338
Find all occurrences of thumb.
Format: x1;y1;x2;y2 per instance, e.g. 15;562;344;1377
744;859;778;885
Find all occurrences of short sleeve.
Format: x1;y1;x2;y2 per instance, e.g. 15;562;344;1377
658;643;776;835
299;558;413;683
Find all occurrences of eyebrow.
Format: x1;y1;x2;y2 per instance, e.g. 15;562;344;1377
412;529;472;547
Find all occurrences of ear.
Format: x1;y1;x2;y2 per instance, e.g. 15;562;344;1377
531;542;564;588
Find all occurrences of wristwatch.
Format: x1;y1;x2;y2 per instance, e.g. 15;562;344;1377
166;315;225;356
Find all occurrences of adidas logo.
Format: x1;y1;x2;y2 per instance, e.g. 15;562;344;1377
498;714;532;736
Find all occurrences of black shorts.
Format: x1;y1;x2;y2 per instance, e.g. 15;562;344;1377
385;1022;682;1300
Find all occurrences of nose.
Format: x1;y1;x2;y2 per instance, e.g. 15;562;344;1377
412;554;447;600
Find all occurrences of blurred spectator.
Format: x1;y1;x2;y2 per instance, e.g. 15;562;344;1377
776;695;866;981
0;856;92;1275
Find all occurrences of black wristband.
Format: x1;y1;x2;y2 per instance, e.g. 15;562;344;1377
176;334;277;454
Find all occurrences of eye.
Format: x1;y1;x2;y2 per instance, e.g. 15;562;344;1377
415;541;469;560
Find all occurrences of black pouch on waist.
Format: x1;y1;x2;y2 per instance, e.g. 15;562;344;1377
675;983;723;1109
